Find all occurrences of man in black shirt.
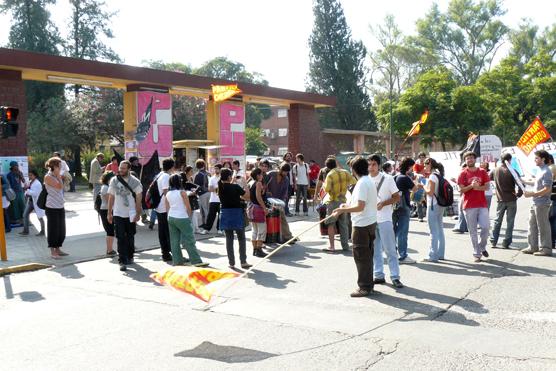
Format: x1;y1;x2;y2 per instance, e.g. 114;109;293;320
393;157;422;264
193;159;211;226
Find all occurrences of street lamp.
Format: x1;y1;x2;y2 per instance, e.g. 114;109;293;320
370;66;394;159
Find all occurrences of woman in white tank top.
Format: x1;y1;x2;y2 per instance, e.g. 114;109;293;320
165;174;208;267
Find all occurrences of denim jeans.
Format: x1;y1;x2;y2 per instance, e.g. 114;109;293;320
464;207;489;257
295;184;308;213
373;221;400;280
427;204;445;260
453;197;468;232
490;200;517;247
393;206;410;260
549;200;556;248
225;229;247;266
22;197;44;233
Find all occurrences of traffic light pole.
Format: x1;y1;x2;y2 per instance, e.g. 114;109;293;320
0;179;7;261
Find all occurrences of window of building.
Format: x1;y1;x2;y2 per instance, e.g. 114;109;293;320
277;109;288;118
278;147;288;155
278;128;288;137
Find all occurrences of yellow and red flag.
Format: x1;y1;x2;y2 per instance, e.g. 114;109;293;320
407;110;429;137
151;267;240;302
212;84;242;103
516;116;551;156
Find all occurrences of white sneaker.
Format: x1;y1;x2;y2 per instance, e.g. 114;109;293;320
199;229;208;235
217;230;224;235
399;256;416;264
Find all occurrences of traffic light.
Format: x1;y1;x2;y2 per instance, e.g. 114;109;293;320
0;106;19;139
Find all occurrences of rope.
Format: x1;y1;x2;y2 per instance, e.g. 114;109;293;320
198;213;337;311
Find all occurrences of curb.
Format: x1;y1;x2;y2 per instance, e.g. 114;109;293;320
0;263;52;277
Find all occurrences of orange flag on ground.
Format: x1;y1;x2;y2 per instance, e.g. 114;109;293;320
212;84;242;103
151;267;240;302
516;116;551;156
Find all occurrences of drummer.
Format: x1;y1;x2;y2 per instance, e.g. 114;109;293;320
267;163;298;244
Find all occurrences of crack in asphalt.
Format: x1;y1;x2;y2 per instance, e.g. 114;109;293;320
357;339;400;370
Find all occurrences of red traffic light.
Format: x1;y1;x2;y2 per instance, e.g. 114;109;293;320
1;106;19;122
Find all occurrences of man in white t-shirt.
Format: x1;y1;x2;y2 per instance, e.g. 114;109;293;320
293;153;310;216
200;164;222;234
154;158;175;262
368;154;403;289
107;160;143;272
332;156;378;298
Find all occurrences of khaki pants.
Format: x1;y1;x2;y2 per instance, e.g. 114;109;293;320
528;203;552;251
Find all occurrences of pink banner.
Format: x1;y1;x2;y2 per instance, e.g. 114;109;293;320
220;103;245;164
134;91;173;164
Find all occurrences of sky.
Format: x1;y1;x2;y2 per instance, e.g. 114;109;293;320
0;0;554;92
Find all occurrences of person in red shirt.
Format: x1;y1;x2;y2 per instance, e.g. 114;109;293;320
458;151;491;262
308;160;320;188
413;152;427;176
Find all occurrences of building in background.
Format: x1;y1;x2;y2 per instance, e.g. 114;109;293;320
261;106;289;156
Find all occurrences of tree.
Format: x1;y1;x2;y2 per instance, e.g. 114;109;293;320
412;0;508;85
245;127;268;156
65;0;120;97
0;0;64;110
194;57;271;128
307;0;375;131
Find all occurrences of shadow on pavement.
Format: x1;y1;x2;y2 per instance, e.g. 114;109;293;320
124;264;161;285
417;258;555;278
370;291;480;327
399;286;487;314
53;264;85;279
268;245;323;269
249;269;296;289
3;276;46;302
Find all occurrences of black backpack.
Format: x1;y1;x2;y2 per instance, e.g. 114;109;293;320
145;174;162;209
435;174;454;207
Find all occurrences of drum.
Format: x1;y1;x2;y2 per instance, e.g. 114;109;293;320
318;203;338;236
266;197;285;210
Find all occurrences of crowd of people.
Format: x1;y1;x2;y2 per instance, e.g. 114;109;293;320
2;147;555;297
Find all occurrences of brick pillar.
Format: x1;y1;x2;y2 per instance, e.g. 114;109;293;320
0;70;27;156
287;104;323;162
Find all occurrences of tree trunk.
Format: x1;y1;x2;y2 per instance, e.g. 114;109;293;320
73;146;82;178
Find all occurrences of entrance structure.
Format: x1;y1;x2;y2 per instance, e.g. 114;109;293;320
0;48;335;165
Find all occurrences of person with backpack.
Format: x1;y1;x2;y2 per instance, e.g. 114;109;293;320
293;153;310;216
98;171;116;256
422;158;448;262
193;159;211;227
458;151;491;262
20;170;45;236
152;158;175;262
107;160;143;271
368;154;404;289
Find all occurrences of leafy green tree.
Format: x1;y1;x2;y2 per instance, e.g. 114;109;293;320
0;0;64;110
65;0;120;97
245;127;268;156
412;0;508;85
307;0;375;130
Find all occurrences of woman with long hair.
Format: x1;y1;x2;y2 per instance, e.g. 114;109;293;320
218;168;252;269
422;158;446;262
249;168;271;257
165;174;208;267
44;157;68;259
99;171;116;256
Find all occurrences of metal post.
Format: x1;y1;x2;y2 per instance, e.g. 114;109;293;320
0;178;7;261
389;83;393;159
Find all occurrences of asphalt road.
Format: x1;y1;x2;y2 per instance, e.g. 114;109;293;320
1;197;556;370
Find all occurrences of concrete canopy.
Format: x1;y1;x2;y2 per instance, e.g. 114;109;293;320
0;48;336;107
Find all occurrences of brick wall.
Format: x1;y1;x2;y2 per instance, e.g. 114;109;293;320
0;70;27;156
287;104;324;162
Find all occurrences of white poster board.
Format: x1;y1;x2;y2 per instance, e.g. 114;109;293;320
0;156;29;180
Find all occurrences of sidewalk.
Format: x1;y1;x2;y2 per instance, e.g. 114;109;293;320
1;188;314;271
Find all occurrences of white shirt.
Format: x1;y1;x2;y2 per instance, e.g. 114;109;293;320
60;159;70;176
350;176;377;227
166;190;189;219
25;179;45;218
370;173;399;223
426;173;440;207
108;175;142;219
155;172;170;213
294;163;309;186
209;175;220;203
